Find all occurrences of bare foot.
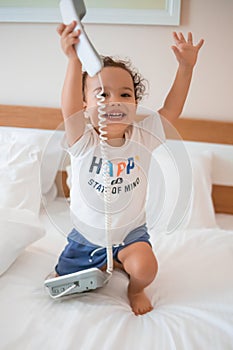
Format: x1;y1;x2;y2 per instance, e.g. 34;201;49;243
128;288;153;316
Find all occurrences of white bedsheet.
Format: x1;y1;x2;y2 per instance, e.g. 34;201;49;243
0;199;233;350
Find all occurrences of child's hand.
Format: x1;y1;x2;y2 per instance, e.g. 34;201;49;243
171;32;204;69
57;21;81;60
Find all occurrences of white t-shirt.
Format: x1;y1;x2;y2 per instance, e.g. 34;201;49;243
65;113;165;246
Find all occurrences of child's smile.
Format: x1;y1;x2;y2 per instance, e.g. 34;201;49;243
83;66;137;139
103;110;127;121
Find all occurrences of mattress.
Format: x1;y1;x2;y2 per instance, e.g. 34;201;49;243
0;198;233;350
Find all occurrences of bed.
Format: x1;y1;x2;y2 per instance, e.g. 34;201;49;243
0;104;233;350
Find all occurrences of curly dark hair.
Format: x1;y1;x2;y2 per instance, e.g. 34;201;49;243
82;56;147;103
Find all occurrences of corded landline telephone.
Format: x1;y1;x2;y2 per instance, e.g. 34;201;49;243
44;0;112;298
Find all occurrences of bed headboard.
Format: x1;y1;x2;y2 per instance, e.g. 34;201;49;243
1;104;233;215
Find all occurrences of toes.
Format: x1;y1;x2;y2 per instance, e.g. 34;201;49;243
134;305;153;316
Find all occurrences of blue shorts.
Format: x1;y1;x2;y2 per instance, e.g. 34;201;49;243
55;224;151;276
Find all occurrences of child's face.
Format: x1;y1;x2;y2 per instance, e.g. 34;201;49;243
83;66;137;139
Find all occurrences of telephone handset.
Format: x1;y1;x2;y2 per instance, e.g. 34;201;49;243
59;0;103;77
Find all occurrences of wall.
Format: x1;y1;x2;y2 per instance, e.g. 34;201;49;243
0;0;232;121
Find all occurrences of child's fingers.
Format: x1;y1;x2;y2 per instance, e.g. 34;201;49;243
66;29;81;46
187;32;193;45
62;21;77;37
70;37;80;46
57;23;66;36
195;39;204;50
178;32;185;42
71;29;81;38
68;31;80;44
172;32;180;45
171;45;180;56
65;28;81;46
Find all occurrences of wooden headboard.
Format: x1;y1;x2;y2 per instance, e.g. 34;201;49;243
0;104;233;214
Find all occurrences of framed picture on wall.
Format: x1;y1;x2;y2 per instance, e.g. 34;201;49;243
0;0;181;25
82;0;181;25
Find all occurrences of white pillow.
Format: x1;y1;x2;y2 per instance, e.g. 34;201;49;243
0;140;41;215
185;151;216;228
0;127;65;198
0;208;45;276
146;143;216;233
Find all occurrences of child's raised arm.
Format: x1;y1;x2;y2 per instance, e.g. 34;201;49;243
57;21;86;146
158;32;204;124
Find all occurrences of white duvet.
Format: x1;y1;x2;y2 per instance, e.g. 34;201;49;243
0;214;233;350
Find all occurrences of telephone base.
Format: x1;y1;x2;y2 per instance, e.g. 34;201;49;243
44;268;108;298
